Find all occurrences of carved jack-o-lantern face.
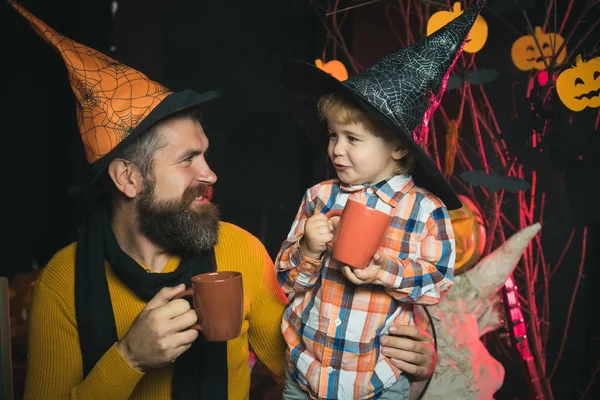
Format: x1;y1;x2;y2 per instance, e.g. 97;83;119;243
315;59;348;81
427;2;488;53
448;195;487;275
556;55;600;112
511;26;566;71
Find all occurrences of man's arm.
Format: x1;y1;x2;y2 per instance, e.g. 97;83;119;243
248;246;288;383
24;278;144;400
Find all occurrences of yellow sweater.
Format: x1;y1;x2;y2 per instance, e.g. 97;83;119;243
24;222;287;400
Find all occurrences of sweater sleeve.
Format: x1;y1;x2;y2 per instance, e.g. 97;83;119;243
247;245;288;383
24;274;144;400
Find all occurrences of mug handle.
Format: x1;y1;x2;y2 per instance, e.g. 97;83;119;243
173;289;202;331
323;209;343;248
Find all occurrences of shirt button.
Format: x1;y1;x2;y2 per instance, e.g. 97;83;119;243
334;318;342;326
366;187;374;195
326;366;333;374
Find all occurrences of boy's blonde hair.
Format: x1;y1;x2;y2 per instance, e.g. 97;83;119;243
318;92;416;175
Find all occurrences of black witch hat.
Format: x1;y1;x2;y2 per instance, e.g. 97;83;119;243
280;0;487;210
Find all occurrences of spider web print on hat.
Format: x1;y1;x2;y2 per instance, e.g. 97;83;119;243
344;0;485;144
9;0;172;164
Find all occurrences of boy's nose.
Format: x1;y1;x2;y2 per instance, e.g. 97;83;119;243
333;141;346;156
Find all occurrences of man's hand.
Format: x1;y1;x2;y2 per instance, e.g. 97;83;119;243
342;253;386;285
380;324;436;381
116;284;199;372
300;212;338;260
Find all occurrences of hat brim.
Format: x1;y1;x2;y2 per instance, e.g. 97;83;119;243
280;60;461;210
87;88;220;184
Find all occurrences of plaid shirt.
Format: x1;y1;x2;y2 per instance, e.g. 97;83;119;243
275;175;455;399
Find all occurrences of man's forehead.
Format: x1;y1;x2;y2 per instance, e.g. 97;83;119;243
155;119;210;158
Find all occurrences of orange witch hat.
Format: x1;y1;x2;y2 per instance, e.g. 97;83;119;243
9;0;218;179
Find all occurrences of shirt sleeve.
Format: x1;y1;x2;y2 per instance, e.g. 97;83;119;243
374;205;455;305
24;278;143;400
274;189;325;294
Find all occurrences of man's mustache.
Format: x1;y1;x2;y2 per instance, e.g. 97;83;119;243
196;184;213;201
182;184;214;205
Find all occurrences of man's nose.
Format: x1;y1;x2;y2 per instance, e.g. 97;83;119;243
197;163;217;184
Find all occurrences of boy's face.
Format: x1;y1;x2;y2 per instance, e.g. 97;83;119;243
326;119;406;186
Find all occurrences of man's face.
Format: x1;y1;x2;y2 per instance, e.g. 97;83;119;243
136;118;220;255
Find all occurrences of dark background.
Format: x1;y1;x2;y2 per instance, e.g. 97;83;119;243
2;0;598;398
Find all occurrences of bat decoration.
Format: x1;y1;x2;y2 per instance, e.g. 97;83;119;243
447;68;499;89
461;170;531;193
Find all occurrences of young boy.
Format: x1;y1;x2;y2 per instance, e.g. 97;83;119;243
274;2;486;399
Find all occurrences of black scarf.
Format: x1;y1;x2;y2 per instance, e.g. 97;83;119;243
74;205;228;399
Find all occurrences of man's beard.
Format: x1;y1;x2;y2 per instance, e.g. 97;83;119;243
136;179;220;255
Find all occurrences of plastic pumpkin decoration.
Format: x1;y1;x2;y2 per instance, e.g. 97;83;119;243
315;59;348;81
448;195;487;275
427;2;488;53
511;26;566;71
556;55;600;112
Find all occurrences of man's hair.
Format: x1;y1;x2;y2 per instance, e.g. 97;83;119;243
317;92;415;175
100;105;204;194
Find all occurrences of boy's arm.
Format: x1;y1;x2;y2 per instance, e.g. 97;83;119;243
274;190;325;294
375;206;455;305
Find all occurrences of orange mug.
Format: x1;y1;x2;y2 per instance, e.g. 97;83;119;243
324;199;392;269
174;271;244;341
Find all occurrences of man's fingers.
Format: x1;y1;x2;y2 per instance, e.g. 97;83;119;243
387;324;432;343
381;347;427;365
146;284;186;311
174;329;200;347
169;308;199;332
381;335;431;355
388;358;428;380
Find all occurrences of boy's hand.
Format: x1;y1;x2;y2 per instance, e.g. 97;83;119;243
300;212;338;260
342;253;386;284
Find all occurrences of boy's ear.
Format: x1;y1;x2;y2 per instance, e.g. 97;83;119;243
392;146;409;161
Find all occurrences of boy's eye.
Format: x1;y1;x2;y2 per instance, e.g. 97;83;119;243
327;132;337;139
347;136;358;142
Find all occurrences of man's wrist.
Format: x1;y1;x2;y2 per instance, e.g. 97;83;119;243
116;339;144;373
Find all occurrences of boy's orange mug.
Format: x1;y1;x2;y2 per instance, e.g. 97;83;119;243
324;199;392;269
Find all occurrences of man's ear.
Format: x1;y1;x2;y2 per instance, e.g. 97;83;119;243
107;158;143;199
392;146;409;161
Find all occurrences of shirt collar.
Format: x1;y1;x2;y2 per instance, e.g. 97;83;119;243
339;174;414;208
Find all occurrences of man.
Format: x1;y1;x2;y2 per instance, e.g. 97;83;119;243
9;1;437;399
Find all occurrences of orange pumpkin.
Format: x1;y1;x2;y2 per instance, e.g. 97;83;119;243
427;2;488;53
315;59;349;81
448;195;487;275
511;26;566;71
556;55;600;112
